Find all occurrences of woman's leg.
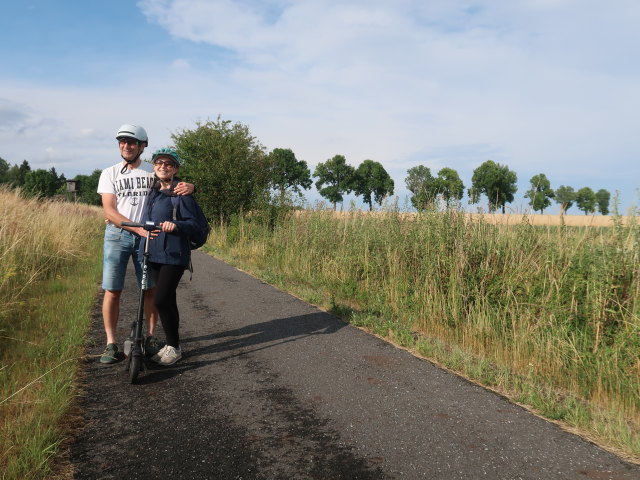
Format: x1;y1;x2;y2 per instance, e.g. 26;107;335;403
150;263;185;348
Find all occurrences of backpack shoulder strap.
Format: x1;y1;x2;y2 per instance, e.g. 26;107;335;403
170;195;180;221
170;195;194;280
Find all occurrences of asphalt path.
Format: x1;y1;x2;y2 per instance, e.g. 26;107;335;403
69;250;639;479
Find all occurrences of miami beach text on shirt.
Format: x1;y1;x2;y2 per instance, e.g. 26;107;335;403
113;176;155;197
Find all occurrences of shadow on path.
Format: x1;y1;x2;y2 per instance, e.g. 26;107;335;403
136;312;345;384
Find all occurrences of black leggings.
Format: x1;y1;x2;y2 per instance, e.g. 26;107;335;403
149;263;185;348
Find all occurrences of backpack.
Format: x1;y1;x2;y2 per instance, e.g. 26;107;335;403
170;196;210;249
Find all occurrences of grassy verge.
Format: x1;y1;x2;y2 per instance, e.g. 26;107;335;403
0;189;103;480
204;208;640;462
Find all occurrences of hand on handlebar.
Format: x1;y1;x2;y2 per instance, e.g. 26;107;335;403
148;222;176;239
120;221;162;237
159;221;176;233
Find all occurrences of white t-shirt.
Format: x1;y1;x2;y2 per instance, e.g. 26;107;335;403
97;161;155;223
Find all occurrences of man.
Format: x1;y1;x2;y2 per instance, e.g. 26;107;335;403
97;124;194;363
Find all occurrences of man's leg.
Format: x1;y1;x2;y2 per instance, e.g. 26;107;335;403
102;289;122;345
100;225;133;363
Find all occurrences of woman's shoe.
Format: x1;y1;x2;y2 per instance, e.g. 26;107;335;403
157;346;182;366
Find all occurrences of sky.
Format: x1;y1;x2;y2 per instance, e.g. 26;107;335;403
1;0;639;214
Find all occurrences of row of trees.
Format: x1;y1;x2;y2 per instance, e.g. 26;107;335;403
0;157;103;205
405;160;611;215
313;155;394;210
0;158;67;197
405;165;466;210
524;174;611;215
173;117;395;220
2;117;613;219
175;119;611;219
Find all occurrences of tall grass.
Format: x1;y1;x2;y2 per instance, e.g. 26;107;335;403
209;208;640;459
0;188;104;479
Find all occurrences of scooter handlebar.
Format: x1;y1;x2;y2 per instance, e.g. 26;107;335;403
121;221;158;231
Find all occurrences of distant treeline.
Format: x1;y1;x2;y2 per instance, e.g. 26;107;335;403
2;116;612;216
0;157;102;205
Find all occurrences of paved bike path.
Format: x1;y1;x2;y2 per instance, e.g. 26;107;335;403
70;250;639;479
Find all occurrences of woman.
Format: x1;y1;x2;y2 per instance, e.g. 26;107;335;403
140;147;206;366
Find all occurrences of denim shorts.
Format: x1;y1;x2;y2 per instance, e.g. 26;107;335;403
102;224;156;291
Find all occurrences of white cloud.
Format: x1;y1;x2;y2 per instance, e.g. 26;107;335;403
0;98;35;131
171;58;191;69
134;1;638;207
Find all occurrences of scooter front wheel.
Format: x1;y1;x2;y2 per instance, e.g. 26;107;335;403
130;354;142;383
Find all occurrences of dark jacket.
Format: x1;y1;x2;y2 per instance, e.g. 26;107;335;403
138;184;204;267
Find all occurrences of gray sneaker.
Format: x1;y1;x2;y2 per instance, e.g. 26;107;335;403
151;344;169;363
145;336;164;356
99;343;118;364
157;346;182;366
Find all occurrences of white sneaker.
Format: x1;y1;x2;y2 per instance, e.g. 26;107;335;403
158;345;182;366
151;344;169;363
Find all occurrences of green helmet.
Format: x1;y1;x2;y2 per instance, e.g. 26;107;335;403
151;147;182;166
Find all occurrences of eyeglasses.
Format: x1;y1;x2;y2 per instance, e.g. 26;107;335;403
118;138;141;146
153;160;177;168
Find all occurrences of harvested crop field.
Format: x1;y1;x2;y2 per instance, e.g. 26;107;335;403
466;213;630;227
298;210;632;227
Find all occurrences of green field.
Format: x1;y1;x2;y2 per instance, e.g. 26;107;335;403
0;189;103;479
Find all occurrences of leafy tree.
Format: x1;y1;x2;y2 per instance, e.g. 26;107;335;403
172;117;271;222
72;169;102;205
313;154;355;210
268;148;312;204
5;160;31;187
353;159;394;211
524;173;554;213
23;168;63;197
0;157;9;183
435;167;464;207
554;185;575;215
595;189;611;215
405;165;438;211
469;160;517;213
575;187;596;215
49;167;66;188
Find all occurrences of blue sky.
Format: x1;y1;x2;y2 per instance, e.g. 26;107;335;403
1;0;639;214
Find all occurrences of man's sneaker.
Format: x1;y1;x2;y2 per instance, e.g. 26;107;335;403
99;343;118;364
145;336;164;356
151;344;169;363
157;346;182;366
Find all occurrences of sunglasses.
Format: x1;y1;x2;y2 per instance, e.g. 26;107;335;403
118;138;141;146
153;160;177;168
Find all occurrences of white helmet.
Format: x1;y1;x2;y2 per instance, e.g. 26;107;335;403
116;124;148;145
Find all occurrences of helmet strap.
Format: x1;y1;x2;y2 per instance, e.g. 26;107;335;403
119;146;144;174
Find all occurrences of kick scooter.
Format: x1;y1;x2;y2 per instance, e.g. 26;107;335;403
121;220;158;383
